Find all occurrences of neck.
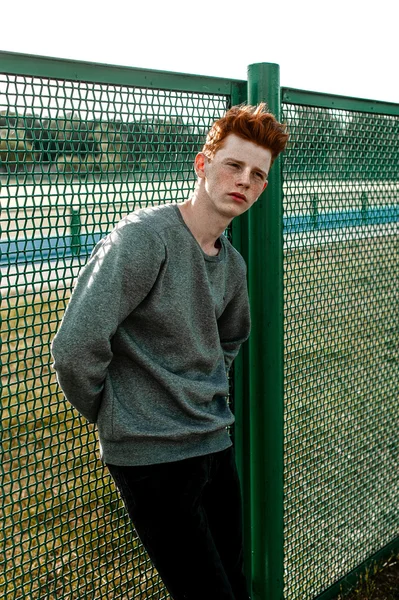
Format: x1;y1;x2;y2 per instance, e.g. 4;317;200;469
179;192;230;255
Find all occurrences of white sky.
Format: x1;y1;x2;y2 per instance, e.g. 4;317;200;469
1;0;397;104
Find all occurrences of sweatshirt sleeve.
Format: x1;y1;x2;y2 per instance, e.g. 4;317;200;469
51;217;165;423
217;279;251;370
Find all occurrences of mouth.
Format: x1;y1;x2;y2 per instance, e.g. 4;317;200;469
229;193;247;203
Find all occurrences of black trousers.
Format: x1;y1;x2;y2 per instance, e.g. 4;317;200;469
106;446;250;600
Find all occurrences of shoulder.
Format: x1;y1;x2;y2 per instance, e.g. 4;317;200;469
125;203;181;233
91;205;176;262
115;203;179;241
221;235;247;275
107;203;180;248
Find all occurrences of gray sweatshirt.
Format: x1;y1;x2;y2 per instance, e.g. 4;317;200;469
52;203;250;465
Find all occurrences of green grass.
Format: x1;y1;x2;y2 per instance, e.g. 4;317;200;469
335;553;399;600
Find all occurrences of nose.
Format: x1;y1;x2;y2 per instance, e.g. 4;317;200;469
237;168;251;188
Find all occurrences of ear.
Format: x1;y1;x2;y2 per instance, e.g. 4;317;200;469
263;181;268;191
194;152;207;179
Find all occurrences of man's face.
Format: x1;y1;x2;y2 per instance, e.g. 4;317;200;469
196;133;272;220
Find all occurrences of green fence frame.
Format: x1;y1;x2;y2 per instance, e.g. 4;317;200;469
2;51;399;600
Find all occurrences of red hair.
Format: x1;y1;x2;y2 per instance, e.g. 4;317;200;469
202;103;288;166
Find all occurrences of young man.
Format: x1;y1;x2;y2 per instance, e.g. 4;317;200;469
52;103;288;600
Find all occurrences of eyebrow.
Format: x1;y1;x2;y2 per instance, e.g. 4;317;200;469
223;157;268;177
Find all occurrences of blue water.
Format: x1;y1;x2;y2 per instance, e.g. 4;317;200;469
284;205;399;233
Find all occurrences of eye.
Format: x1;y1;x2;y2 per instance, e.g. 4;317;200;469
227;162;240;169
254;172;264;180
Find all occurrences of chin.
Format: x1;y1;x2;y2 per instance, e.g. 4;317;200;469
226;203;248;218
218;207;238;220
214;200;248;220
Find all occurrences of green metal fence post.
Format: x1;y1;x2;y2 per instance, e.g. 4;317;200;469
361;191;368;224
70;207;81;256
246;63;285;600
312;195;319;229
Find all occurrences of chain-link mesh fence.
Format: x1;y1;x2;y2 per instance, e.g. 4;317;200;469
1;66;231;599
282;99;399;598
3;56;399;600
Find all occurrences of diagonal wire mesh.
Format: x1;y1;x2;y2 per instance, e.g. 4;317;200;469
281;101;399;599
1;69;230;599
